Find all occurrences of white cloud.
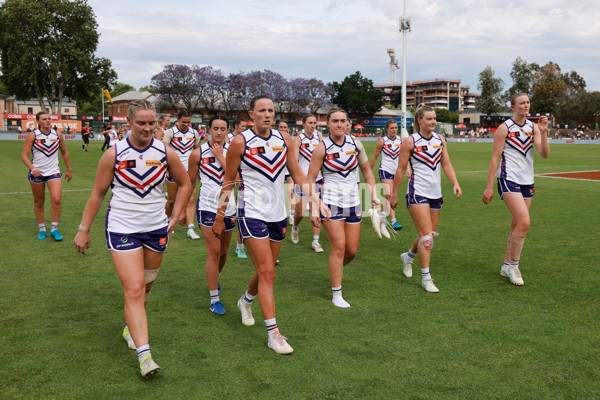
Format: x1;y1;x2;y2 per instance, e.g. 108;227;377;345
88;0;600;93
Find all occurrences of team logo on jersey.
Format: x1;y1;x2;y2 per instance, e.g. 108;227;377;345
250;146;266;155
272;146;285;152
202;157;216;164
383;144;392;149
119;236;128;243
145;160;162;167
159;237;167;245
282;227;287;235
415;145;429;152
174;137;182;142
509;132;518;138
139;154;144;160
326;153;340;160
433;145;442;149
301;143;310;148
118;160;137;169
345;150;357;156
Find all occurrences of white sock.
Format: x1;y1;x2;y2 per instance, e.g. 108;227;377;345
331;286;350;308
422;268;431;281
290;210;295;217
292;225;299;231
242;291;256;305
237;242;244;250
51;222;59;231
187;224;194;230
265;318;278;337
312;235;319;243
209;290;219;304
391;218;397;224
510;261;519;269
38;223;46;232
407;249;416;259
136;344;151;362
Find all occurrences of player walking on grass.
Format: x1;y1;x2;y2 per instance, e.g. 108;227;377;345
308;108;380;308
187;116;237;315
73;100;191;378
291;114;325;253
163;110;201;240
390;104;462;293
370;119;409;233
21;111;72;241
212;95;326;354
482;93;549;286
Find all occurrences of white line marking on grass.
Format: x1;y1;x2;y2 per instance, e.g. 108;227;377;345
536;176;600;182
0;188;93;195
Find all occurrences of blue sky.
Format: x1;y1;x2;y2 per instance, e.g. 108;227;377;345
88;0;600;93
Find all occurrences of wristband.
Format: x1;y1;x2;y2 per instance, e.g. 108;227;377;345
78;225;90;232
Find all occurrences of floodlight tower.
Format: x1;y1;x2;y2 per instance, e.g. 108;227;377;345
399;0;411;138
387;48;399;85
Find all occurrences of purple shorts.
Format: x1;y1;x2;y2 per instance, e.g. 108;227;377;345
237;218;287;242
321;204;362;224
28;171;62;184
198;210;235;231
406;194;443;210
497;178;535;199
106;226;169;253
378;169;395;181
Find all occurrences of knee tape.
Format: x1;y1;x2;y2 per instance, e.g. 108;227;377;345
418;234;434;250
144;268;160;302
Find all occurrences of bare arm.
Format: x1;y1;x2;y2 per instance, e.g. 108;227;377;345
73;149;116;254
389;136;414;209
293;135;301;165
187;148;200;194
369;138;384;170
57;132;72;182
439;136;462;199
534;116;550;159
20;132;40;175
482;124;508;204
307;142;331;224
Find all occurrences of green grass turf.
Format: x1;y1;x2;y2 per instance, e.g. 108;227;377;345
0;139;599;399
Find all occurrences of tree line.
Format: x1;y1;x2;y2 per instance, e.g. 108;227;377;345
477;57;600;126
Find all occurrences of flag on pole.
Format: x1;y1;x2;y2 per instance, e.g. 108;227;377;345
103;89;113;103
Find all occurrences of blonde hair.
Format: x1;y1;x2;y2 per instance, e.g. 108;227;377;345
385;119;398;129
128;99;155;119
326;107;348;121
413;104;435;133
510;92;528;105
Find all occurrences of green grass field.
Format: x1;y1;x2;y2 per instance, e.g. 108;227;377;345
1;139;599;399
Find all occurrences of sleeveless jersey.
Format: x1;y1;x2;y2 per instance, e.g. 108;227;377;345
31;129;60;176
379;135;402;174
497;118;535;185
197;142;236;215
227;132;235;142
237;129;287;222
297;132;323;180
166;126;199;171
407;132;444;199
107;138;169;233
321;135;360;208
108;129;120;147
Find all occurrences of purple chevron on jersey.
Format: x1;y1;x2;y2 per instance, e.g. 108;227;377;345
33;134;60;158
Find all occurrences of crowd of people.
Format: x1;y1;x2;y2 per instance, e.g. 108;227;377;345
21;92;550;378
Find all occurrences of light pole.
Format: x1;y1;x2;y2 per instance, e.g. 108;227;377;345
399;0;411;138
